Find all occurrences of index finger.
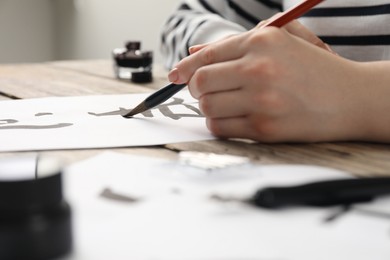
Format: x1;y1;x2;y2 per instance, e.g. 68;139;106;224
169;33;245;84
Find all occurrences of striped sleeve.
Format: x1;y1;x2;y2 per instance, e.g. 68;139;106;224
160;0;282;69
293;0;390;62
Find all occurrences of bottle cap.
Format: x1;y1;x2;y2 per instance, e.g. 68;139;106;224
125;41;141;51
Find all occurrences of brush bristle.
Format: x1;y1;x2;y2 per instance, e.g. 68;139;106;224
122;102;148;118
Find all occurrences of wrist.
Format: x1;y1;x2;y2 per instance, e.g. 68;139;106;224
347;61;390;142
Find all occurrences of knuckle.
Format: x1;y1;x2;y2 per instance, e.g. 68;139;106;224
253;90;284;112
206;118;222;136
247;27;283;47
198;95;213;117
238;57;278;82
264;26;286;40
192;68;208;93
250;117;280;142
187;84;199;100
201;47;216;65
246;32;264;47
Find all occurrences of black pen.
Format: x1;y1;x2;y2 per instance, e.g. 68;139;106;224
123;83;187;118
249;177;390;208
211;177;390;208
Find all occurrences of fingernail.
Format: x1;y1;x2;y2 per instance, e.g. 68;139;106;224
168;67;179;82
188;46;196;54
189;45;200;54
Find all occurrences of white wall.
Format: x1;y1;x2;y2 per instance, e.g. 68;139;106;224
0;0;55;63
55;0;180;63
0;0;180;63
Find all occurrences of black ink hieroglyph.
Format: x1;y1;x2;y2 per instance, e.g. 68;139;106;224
0;113;73;130
88;98;203;120
0;97;202;131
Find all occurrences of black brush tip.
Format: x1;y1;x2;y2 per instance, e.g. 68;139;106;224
122;102;148;118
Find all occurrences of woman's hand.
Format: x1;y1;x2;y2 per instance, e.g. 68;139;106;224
168;28;358;143
168;25;368;142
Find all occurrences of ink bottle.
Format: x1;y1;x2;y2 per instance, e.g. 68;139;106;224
112;41;153;83
0;155;72;260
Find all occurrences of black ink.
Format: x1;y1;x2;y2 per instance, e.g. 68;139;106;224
88;98;203;120
324;205;390;223
157;98;203;120
99;188;140;203
35;112;53;117
0;113;73;130
88;107;129;117
323;205;351;222
0;123;73;130
0;119;18;124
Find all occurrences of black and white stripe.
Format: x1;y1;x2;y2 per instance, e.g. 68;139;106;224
302;3;390;45
297;1;390;61
161;0;390;68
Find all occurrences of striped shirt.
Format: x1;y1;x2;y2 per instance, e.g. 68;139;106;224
160;0;390;69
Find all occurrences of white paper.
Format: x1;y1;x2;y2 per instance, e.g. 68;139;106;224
61;152;390;260
0;91;214;151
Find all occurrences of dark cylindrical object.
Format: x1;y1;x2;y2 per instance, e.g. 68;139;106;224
112;40;153;83
0;156;72;260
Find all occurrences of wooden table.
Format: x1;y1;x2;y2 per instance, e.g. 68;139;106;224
1;60;390;177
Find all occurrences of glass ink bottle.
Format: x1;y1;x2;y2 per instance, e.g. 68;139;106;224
112;41;153;83
0;155;72;260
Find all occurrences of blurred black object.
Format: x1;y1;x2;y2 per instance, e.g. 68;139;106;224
112;40;153;83
0;156;72;260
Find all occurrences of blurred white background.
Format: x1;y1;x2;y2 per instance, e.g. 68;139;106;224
0;0;180;63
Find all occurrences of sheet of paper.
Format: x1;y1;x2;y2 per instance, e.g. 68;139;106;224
0;91;214;152
62;152;390;260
